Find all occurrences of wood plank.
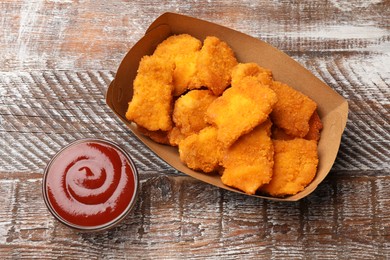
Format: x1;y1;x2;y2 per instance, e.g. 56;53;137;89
299;53;390;172
0;0;388;71
0;174;389;258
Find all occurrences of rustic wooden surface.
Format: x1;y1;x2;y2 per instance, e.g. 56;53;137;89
0;0;389;259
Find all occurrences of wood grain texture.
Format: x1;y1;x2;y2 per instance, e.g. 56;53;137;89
0;0;389;259
0;175;389;259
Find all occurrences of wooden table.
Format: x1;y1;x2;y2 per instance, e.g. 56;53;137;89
1;1;389;259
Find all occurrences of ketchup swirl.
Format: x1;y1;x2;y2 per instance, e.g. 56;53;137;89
44;140;137;228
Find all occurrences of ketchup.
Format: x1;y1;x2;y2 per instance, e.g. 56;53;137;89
43;139;138;229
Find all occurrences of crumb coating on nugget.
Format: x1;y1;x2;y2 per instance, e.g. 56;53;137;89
153;34;202;57
153;34;201;96
304;111;323;142
206;77;277;147
231;63;273;88
169;90;217;146
270;81;317;138
272;111;323;142
126;55;174;131
260;139;318;197
178;126;225;173
136;125;170;145
190;36;238;95
221;120;274;195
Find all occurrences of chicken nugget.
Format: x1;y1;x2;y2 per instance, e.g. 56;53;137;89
231;63;273;88
304;110;323;142
137;125;169;145
206;77;277;147
172;52;200;96
272;110;323;142
178;126;225;173
126;55;174;131
167;126;186;146
260;139;318;197
271;126;295;141
153;34;202;96
189;36;238;95
153;34;201;57
221;120;274;195
169;90;217;146
270;81;317;137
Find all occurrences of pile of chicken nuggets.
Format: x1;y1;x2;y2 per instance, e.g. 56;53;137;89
126;34;323;197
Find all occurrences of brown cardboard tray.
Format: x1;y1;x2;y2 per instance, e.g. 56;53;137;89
106;12;348;201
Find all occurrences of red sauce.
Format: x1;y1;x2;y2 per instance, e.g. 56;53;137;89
44;140;137;228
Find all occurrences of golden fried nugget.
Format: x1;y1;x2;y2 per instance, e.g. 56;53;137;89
304;110;323;142
221;120;274;195
272;110;322;142
206;77;277;147
126;55;174;131
153;34;201;57
153;34;202;96
272;126;295;141
260;139;318;197
172;52;200;96
173;90;217;134
167;126;186;146
178;126;225;173
270;81;317;137
137;125;169;145
189;36;238;95
231;63;273;88
169;90;217;146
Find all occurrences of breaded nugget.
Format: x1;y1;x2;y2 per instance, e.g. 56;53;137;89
178;126;225;173
221;120;274;195
260;139;318;197
206;77;277;147
153;34;201;57
271;126;295;141
126;55;174;131
172;52;200;96
190;36;238;95
153;34;202;96
137;125;169;145
304;110;323;142
270;81;317;137
272;110;322;142
167;126;186;146
169;90;217;146
231;63;273;88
